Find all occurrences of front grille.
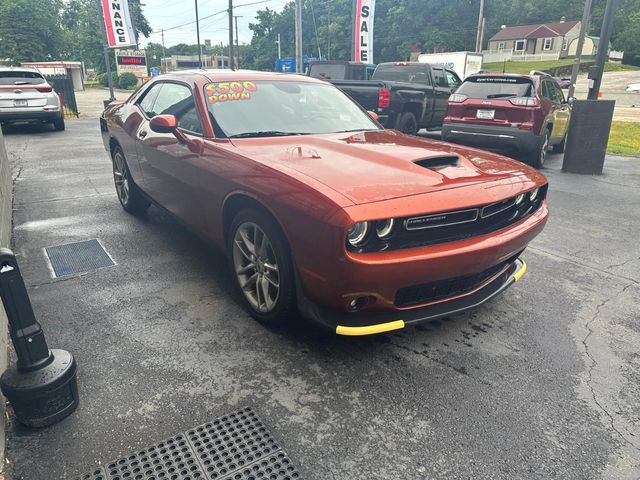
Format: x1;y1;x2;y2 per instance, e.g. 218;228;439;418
395;258;516;308
348;184;547;253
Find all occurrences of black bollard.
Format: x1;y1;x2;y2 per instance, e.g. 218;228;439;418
0;248;79;428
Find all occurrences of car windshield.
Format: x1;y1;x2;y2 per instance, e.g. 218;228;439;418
308;64;346;80
0;71;45;86
205;80;379;138
457;76;533;99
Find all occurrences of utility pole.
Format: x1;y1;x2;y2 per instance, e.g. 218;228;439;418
161;28;167;72
276;33;282;60
234;15;242;69
327;0;331;60
95;0;115;101
568;0;593;99
228;0;235;69
195;0;203;68
475;0;485;52
295;0;303;73
588;0;619;99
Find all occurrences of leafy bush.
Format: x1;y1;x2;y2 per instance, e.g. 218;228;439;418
98;72;118;87
118;72;138;90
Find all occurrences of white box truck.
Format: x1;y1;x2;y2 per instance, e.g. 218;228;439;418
417;51;483;79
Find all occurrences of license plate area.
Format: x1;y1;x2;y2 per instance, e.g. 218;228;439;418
13;99;28;107
476;109;495;120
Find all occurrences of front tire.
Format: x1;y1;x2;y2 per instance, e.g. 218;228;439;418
228;209;296;325
112;147;149;215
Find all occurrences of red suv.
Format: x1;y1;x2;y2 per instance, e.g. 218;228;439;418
441;73;570;168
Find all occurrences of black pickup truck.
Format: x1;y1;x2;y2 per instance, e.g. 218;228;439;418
331;62;462;135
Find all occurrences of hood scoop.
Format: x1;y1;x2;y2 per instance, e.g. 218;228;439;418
414;155;460;169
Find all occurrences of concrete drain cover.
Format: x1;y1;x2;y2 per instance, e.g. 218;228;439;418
75;407;301;480
45;239;115;277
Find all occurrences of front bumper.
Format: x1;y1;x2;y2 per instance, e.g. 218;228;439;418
442;122;542;154
299;258;527;335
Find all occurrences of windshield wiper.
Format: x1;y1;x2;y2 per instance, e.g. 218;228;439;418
485;93;517;99
229;131;305;138
333;128;379;133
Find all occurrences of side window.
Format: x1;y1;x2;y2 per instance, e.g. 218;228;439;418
445;70;461;89
541;81;552;100
138;83;163;117
553;83;565;103
432;67;447;87
152;83;203;135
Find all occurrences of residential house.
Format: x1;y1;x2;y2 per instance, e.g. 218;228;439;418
486;17;581;59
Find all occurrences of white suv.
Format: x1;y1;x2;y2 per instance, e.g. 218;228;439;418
0;68;65;130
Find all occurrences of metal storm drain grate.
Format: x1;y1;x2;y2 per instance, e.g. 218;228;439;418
45;239;115;277
75;407;301;480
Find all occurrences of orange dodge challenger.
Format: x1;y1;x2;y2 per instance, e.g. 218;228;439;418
100;70;548;336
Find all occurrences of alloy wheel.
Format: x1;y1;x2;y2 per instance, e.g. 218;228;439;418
232;222;280;313
540;132;550;166
113;151;130;206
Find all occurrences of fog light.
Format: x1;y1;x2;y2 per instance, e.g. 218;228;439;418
347;296;368;312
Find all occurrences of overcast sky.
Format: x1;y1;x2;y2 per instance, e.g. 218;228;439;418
141;0;290;48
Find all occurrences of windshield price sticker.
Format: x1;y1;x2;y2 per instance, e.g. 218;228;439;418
206;81;257;104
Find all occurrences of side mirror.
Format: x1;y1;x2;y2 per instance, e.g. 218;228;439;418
149;114;178;133
367;110;379;122
567;96;575;105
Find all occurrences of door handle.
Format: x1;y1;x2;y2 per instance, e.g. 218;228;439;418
138;130;148;139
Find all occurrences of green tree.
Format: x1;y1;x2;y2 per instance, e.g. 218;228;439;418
0;0;64;64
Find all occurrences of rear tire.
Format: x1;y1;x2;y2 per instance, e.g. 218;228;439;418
111;146;149;215
396;112;418;135
552;133;566;153
53;116;65;131
227;209;296;326
525;128;550;169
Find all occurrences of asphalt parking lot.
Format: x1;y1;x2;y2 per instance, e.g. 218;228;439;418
2;120;639;479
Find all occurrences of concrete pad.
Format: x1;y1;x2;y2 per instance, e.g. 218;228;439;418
2;120;639;479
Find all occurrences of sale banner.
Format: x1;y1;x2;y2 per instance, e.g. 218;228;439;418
101;0;137;48
353;0;375;63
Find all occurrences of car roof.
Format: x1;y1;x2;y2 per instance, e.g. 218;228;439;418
0;67;44;75
464;72;541;83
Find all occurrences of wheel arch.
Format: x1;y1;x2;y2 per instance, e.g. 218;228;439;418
108;136;122;156
222;193;291;248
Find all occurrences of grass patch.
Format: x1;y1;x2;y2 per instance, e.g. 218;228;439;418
607;121;640;156
482;60;639;75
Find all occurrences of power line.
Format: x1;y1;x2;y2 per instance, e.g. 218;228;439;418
148;0;272;35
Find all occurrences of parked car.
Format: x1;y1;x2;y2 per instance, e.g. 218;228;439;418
626;83;640;93
307;60;376;81
100;70;548;335
330;62;462;135
554;77;572;89
442;73;571;168
0;68;65;130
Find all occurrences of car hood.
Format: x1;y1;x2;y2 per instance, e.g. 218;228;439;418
231;129;541;205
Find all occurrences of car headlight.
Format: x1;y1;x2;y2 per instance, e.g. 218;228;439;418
347;221;369;246
515;193;525;205
375;219;395;239
529;188;539;201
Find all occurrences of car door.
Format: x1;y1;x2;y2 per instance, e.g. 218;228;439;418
431;66;451;126
541;79;562;140
135;81;206;224
550;81;570;140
